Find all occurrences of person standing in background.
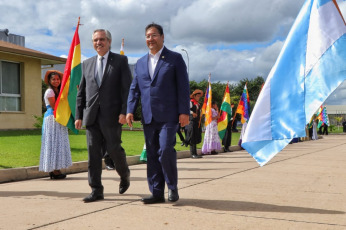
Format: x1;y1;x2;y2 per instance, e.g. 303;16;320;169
202;101;222;155
185;90;203;158
40;70;72;179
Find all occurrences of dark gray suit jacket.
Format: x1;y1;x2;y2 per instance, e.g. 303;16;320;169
76;51;132;126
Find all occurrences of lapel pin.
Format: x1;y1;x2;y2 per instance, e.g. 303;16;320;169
162;56;165;59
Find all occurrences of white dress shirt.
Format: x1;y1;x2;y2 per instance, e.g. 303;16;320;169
148;46;164;79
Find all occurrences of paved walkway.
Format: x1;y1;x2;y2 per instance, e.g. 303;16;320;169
0;135;345;230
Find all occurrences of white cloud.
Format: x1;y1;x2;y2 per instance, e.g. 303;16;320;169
1;0;345;104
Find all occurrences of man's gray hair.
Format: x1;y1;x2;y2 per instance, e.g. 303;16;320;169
92;29;112;49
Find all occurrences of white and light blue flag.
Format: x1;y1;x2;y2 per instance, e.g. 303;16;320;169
242;0;346;166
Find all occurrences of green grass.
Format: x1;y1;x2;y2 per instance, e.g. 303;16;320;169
0;128;240;169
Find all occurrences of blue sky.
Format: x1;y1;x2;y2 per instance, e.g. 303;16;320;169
0;0;345;104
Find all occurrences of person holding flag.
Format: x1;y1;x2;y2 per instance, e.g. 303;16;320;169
235;84;250;148
201;79;222;155
217;83;233;152
318;106;330;135
221;103;234;152
39;70;72;179
202;100;222;155
184;89;204;158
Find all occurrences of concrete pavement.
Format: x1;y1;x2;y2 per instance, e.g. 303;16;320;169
0;135;345;230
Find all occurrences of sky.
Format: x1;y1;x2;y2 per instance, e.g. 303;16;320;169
1;0;345;104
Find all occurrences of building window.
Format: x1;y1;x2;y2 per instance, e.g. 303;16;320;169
0;61;21;111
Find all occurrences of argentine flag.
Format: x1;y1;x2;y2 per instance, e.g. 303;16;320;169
242;0;346;166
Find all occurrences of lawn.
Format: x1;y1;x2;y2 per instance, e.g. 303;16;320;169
0;127;240;169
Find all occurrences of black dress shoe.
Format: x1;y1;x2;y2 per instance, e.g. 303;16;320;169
119;173;130;194
191;154;202;159
49;172;66;179
83;192;104;203
168;189;179;202
104;155;115;170
141;195;165;204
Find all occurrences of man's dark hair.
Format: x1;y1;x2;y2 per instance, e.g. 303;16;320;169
145;23;164;35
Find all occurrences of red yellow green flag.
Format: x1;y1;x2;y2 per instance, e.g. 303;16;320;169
54;18;81;134
120;38;125;55
217;83;232;139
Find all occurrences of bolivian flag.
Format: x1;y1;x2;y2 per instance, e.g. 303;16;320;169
54;19;81;134
217;83;232;139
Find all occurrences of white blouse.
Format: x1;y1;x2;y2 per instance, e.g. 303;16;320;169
44;88;55;107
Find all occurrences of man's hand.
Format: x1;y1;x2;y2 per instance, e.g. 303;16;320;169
126;113;134;127
119;114;126;125
179;114;189;127
75;119;82;130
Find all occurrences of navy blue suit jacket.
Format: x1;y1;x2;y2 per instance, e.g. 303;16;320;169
127;47;190;124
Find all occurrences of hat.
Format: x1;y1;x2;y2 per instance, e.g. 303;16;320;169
190;89;203;99
44;70;63;85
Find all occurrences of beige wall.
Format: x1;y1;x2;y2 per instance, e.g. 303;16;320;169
0;53;42;129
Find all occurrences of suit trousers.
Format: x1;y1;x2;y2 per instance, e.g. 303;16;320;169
86;115;129;193
143;120;179;197
222;122;232;149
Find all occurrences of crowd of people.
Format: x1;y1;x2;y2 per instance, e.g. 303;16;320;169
38;23;242;204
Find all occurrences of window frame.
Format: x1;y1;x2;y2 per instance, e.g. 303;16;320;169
0;60;22;112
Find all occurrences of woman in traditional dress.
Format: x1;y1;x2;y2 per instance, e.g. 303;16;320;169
39;70;72;179
202;101;222;155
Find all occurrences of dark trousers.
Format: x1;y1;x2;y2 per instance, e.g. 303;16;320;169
222;122;232;149
86;117;129;193
143;120;179;197
190;144;197;156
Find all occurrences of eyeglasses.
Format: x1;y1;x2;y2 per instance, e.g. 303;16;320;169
145;34;160;40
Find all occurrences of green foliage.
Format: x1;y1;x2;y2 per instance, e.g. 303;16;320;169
334;116;343;124
33;114;44;129
329;125;335;132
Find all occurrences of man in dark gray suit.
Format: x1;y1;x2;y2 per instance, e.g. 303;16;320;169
75;29;131;203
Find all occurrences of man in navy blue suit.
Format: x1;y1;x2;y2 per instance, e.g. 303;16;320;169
126;23;190;204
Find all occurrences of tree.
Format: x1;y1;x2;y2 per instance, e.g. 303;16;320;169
130;77;265;122
232;76;265;115
335;116;343;130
